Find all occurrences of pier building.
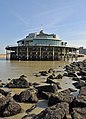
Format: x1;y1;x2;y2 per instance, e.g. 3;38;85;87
5;30;78;61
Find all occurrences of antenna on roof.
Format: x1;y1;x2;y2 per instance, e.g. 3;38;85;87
41;24;43;31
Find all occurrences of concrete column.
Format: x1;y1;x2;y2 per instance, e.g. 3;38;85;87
66;48;69;61
16;47;19;60
75;49;78;61
64;48;66;61
53;47;54;60
71;49;74;61
27;47;29;60
40;47;41;60
16;47;18;56
6;50;8;60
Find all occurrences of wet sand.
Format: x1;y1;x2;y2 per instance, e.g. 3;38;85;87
0;56;86;119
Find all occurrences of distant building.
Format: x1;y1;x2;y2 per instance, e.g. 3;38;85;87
79;47;86;55
5;30;78;61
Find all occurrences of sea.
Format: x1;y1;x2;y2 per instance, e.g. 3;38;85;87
0;56;85;119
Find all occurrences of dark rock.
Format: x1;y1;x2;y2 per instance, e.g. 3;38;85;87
38;91;52;100
77;70;86;76
71;107;86;119
39;71;48;76
46;78;61;89
13;94;19;102
81;76;86;81
26;105;37;114
18;88;38;103
0;89;9;96
35;84;58;93
0;95;22;117
79;86;86;96
2;99;22;117
73;80;86;89
47;74;55;79
22;114;36;119
48;94;61;106
48;89;74;107
33;102;69;119
48;68;54;73
72;77;80;81
33;82;40;86
56;74;63;79
72;95;86;108
58;89;74;104
5;76;29;88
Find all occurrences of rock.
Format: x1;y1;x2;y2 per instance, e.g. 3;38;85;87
72;95;86;108
39;71;48;76
71;107;86;119
0;88;10;96
32;82;40;86
33;102;69;119
2;99;22;117
0;94;22;117
5;76;29;88
18;88;38;103
48;94;61;106
48;68;54;73
72;77;80;81
81;76;86;81
26;105;37;114
13;94;19;102
48;89;74;107
56;74;63;79
37;91;52;100
77;70;86;76
73;80;86;89
47;74;55;79
46;78;61;89
79;86;86;96
22;114;36;119
35;84;58;93
58;89;74;104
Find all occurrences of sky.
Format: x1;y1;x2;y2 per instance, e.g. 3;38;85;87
0;0;86;53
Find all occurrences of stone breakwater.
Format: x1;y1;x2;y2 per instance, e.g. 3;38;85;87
0;60;86;118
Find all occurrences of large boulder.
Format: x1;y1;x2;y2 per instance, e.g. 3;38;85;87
14;88;38;103
0;95;22;117
48;88;74;107
35;84;58;93
33;102;69;119
2;100;22;117
6;75;29;88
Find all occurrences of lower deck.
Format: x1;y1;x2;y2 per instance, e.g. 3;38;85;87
6;46;78;61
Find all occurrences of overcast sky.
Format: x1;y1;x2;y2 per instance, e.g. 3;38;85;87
0;0;86;53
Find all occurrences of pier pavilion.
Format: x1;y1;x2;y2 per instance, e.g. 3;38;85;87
5;30;78;61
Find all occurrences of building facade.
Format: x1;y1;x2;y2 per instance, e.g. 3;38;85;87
79;47;86;55
5;30;78;61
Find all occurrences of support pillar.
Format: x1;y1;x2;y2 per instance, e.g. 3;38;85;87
27;47;29;60
53;47;54;60
71;49;74;61
6;50;8;60
40;47;41;60
64;48;66;61
16;47;19;60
